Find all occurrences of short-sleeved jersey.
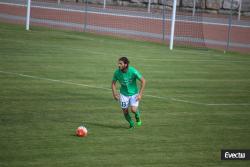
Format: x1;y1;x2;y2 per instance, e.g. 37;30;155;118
112;66;142;96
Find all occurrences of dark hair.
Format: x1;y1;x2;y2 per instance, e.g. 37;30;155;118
119;57;130;66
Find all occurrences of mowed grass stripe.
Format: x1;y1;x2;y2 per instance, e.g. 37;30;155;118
1;69;250;107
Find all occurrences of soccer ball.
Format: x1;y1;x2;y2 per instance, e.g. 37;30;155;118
76;126;88;137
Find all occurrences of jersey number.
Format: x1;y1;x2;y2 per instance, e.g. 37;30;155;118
121;102;126;108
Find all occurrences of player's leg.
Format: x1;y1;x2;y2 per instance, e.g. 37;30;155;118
130;94;142;126
131;106;141;126
122;108;134;128
120;94;134;128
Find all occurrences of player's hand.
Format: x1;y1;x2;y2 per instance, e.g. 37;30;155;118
136;94;142;101
113;93;120;101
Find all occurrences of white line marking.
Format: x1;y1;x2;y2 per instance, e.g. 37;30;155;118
1;2;250;28
1;70;249;106
0;70;110;90
139;58;250;63
207;103;250;106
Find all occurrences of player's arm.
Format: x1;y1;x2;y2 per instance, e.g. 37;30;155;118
111;80;119;101
137;77;146;101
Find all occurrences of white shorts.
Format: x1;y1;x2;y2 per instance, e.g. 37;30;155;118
119;93;139;109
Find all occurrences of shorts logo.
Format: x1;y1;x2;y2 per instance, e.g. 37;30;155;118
221;150;250;160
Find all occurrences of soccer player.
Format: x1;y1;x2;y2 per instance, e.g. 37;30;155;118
111;57;146;128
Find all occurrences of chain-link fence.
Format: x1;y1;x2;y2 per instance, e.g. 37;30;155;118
0;0;249;53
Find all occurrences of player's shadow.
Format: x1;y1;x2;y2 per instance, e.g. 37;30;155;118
85;122;127;130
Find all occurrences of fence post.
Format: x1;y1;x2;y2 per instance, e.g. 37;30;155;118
26;0;31;30
238;0;242;21
162;0;166;41
225;0;233;52
192;0;196;16
170;0;177;50
84;0;88;32
148;0;151;13
103;0;106;9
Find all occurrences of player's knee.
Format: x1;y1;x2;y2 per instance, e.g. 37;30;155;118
122;108;129;114
131;107;137;113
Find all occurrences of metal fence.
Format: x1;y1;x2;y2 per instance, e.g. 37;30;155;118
0;0;249;53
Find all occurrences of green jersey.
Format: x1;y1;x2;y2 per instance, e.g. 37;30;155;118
112;66;142;96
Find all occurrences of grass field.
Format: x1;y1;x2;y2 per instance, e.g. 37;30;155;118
0;22;250;167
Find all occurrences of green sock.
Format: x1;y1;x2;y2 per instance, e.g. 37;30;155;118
124;112;134;126
135;110;140;122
